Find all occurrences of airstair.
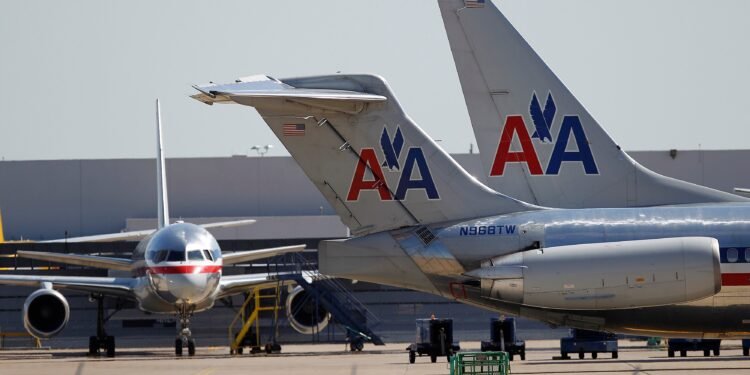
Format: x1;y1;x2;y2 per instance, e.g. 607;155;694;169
271;252;384;349
228;284;284;354
228;251;383;354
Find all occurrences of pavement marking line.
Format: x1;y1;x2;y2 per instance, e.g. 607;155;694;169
193;368;216;375
624;362;651;375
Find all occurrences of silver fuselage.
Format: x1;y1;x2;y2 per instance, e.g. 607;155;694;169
129;223;222;314
320;203;750;338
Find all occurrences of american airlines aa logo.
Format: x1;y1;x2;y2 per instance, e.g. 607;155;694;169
347;126;439;201
490;91;599;176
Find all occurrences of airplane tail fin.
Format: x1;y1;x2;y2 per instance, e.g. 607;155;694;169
155;99;170;229
439;0;745;207
0;208;5;243
192;75;536;236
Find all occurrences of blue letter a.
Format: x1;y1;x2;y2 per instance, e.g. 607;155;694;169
395;148;439;200
546;116;598;175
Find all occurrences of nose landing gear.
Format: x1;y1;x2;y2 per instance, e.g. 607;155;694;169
175;304;196;356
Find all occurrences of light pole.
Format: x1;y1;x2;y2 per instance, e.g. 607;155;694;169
250;144;273;157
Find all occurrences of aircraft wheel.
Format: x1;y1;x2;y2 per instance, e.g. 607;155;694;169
188;338;196;356
175;338;183;356
105;336;115;358
409;350;416;364
350;341;364;352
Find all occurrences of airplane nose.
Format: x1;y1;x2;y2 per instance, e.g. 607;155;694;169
166;274;208;302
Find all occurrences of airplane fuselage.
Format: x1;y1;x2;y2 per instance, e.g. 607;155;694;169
130;223;223;314
321;202;750;338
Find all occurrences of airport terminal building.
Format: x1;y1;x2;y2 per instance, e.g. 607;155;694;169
0;149;747;348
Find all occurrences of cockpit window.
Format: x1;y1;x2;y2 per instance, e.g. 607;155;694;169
167;250;186;262
202;250;213;262
150;250;169;263
188;250;204;261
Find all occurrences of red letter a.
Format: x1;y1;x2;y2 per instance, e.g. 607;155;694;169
489;116;543;176
347;148;393;201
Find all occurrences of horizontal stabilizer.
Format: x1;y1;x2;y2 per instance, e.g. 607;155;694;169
199;219;257;230
16;251;133;271
41;229;157;243
42;219;257;243
221;244;306;266
192;75;386;115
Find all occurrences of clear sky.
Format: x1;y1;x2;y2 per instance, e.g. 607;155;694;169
0;0;748;161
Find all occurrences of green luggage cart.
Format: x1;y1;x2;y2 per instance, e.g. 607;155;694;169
450;351;510;375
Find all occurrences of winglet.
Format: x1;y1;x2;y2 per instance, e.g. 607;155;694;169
156;99;170;229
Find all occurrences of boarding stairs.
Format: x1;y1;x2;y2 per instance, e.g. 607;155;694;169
228;284;284;354
271;252;384;348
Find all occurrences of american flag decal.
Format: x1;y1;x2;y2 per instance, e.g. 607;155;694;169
464;0;485;8
282;123;306;136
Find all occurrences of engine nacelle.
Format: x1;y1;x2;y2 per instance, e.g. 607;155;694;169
285;286;331;334
466;237;721;310
23;288;70;339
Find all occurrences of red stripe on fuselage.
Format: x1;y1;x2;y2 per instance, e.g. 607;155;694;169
145;265;222;275
721;273;750;286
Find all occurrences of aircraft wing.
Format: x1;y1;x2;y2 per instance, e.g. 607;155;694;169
218;270;321;299
0;275;134;298
16;251;133;271
222;244;306;266
217;273;294;298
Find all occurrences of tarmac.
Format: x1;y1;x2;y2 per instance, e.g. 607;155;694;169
0;340;748;375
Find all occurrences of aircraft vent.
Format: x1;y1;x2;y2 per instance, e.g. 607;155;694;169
415;226;436;246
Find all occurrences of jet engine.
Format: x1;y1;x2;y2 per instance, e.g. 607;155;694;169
23;288;70;339
285;286;331;334
466;237;721;310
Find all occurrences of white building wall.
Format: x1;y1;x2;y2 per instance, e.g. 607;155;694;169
0;150;747;240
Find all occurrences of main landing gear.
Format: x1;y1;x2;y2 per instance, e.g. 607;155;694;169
175;304;196;357
88;294;116;357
